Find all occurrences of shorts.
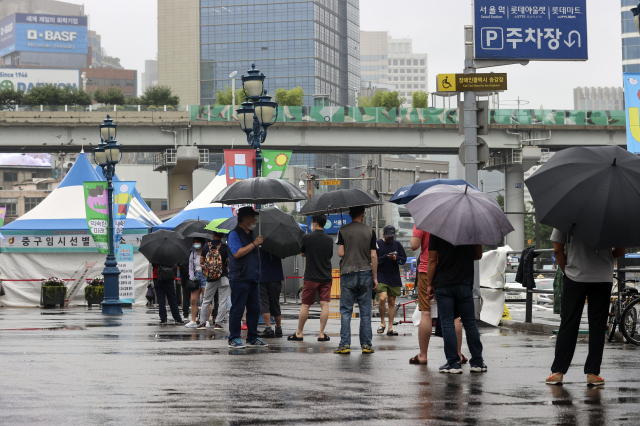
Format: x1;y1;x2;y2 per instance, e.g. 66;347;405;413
301;280;332;305
195;271;207;289
417;272;431;311
376;283;401;297
259;281;282;316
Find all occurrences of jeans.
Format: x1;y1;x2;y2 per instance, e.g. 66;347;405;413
339;271;373;347
551;276;612;375
154;279;182;322
195;270;207;288
228;280;261;342
201;277;231;325
435;283;484;367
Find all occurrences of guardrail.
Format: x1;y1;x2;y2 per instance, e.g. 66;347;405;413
507;249;555;323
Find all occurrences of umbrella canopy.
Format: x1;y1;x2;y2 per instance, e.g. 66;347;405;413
205;218;232;233
525;145;640;249
212;177;306;205
298;188;382;215
173;219;210;236
389;178;479;205
139;230;192;265
258;207;305;259
218;216;238;231
407;184;514;246
185;232;214;240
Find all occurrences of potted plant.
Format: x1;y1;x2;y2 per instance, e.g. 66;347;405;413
41;277;67;308
84;276;104;307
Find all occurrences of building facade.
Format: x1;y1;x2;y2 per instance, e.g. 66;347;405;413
573;87;624;110
142;59;158;91
622;0;640;72
82;67;137;99
159;0;360;106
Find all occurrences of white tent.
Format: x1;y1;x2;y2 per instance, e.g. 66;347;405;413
0;153;155;307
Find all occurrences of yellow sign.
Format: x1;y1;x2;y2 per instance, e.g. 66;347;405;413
437;73;457;92
528;239;532;244
322;180;340;186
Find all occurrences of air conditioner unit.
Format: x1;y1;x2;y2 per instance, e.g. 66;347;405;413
64;161;75;169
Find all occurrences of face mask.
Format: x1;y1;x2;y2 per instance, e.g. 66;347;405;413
385;237;394;243
193;244;201;249
248;223;257;231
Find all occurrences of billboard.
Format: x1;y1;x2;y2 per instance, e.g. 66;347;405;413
624;73;640;154
474;0;588;61
0;68;80;92
0;14;15;57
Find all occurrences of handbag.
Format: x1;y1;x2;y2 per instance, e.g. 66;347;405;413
145;284;155;302
185;279;199;292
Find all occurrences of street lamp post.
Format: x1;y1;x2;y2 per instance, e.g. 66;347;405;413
237;64;278;177
93;115;123;315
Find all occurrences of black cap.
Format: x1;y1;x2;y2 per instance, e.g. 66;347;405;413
383;225;396;238
237;206;259;216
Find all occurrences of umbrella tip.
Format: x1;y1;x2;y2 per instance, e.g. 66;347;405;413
613;158;617;166
465;185;469;194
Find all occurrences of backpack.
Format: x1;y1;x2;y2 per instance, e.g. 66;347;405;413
203;241;223;281
158;264;174;281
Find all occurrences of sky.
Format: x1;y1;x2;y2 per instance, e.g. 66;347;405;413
66;0;621;110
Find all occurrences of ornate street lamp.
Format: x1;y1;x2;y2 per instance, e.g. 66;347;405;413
94;114;123;315
238;64;279;176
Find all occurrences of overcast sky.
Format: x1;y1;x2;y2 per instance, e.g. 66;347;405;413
69;0;620;109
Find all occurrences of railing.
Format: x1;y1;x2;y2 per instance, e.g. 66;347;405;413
506;249;555;323
153;149;177;172
198;149;210;166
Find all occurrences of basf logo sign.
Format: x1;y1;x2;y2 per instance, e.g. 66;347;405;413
0;68;80;93
0;13;88;57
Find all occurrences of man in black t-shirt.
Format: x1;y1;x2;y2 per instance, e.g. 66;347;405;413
197;231;230;330
288;214;334;342
427;234;486;374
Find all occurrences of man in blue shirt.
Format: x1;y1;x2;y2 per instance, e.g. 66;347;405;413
376;225;407;336
257;249;284;338
226;206;267;349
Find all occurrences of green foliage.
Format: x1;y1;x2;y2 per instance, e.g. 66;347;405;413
412;90;429;108
362;91;406;109
275;87;305;106
139;85;180;106
0;87;24;110
22;85;91;106
93;87;126;105
358;96;372;107
525;201;553;249
84;285;104;299
496;194;504;209
279;204;290;213
215;85;248;105
101;56;122;67
41;277;66;299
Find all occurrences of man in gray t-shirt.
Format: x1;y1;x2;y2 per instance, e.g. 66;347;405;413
546;229;625;387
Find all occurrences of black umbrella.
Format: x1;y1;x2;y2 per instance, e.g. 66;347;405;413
299;188;382;215
219;216;238;231
525;145;640;249
211;177;306;205
185;232;214;240
173;219;210;236
258;207;305;259
139;230;192;265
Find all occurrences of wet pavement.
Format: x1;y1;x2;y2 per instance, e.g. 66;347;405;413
1;303;639;425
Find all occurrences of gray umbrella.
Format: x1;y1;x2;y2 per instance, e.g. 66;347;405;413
298;188;382;215
212;177;306;205
406;184;514;246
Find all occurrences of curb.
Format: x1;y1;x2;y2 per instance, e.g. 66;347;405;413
500;320;557;335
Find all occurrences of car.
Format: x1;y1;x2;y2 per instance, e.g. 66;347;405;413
507;256;520;270
535;279;555;304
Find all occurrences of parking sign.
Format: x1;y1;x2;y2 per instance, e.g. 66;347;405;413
475;0;588;61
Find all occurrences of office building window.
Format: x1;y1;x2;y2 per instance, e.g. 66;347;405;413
400;59;405;65
161;201;168;211
400;84;405;88
24;197;45;213
420;76;426;81
393;59;398;65
393;69;398;73
393;77;398;81
420;59;425;65
400;69;405;73
400;76;405;81
0;198;17;215
420;84;426;88
406;69;412;74
388;60;391;65
3;172;17;182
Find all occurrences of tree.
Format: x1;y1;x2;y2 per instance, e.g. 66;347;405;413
275;87;305;106
524;201;553;249
496;194;504;210
358;96;372;107
215;85;247;105
138;85;180;106
93;87;126;105
0;87;24;110
362;90;405;109
412;90;429;108
22;85;91;106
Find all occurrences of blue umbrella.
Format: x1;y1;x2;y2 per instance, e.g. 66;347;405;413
389;178;479;205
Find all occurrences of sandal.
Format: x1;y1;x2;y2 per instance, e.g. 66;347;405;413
287;334;303;341
317;334;330;342
377;326;386;334
460;354;468;364
387;330;398;336
409;355;428;365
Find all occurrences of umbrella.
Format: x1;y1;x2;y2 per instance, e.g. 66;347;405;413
139;230;192;265
185;232;213;240
524;145;640;249
218;216;238;231
205;218;232;233
212;177;306;205
406;184;514;246
258;207;305;259
173;219;210;236
389;178;479;205
298;188;382;215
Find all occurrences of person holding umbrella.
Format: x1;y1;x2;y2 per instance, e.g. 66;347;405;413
227;207;267;349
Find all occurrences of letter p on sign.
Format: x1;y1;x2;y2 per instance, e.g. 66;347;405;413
481;28;503;50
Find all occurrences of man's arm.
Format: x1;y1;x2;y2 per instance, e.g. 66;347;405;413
338;245;345;258
232;235;264;259
613;247;626;258
410;236;421;251
426;251;438;299
554;242;567;274
371;250;378;290
397;243;407;265
474;245;483;261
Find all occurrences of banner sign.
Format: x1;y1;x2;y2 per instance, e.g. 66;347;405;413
15;13;88;55
0;68;80;93
113;181;136;257
624;73;640;154
83;181;110;254
307;214;352;235
117;244;135;302
224;149;256;186
1;231;146;252
0;207;6;227
474;0;588;61
64;261;97;306
261;150;292;179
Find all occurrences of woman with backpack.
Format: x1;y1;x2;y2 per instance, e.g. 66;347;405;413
185;237;208;328
197;231;230;330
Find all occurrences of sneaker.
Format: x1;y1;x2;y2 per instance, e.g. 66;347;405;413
344;116;356;122
565;117;576;125
470;364;488;373
174;320;185;325
437;111;446;123
587;374;605;387
532;118;542;125
510;114;520;124
362;344;375;354
439;363;463;374
608;118;619;125
185;320;198;328
546;372;564;385
546;111;557;124
247;338;268;347
241;323;248;330
302;115;316;122
159;319;168;325
587;118;596;125
196;321;207;330
381;110;391;121
228;338;246;349
275;326;283;338
362;114;375;121
258;327;275;338
214;323;224;330
334;345;351;354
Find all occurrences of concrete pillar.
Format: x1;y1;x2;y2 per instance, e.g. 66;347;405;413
167;146;200;210
504;165;525;251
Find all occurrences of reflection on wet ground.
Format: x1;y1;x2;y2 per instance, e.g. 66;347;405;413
1;305;640;425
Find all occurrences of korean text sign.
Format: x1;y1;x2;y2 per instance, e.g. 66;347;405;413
83;181;109;254
117;244;135;302
113;181;136;257
474;1;587;60
14;13;88;55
